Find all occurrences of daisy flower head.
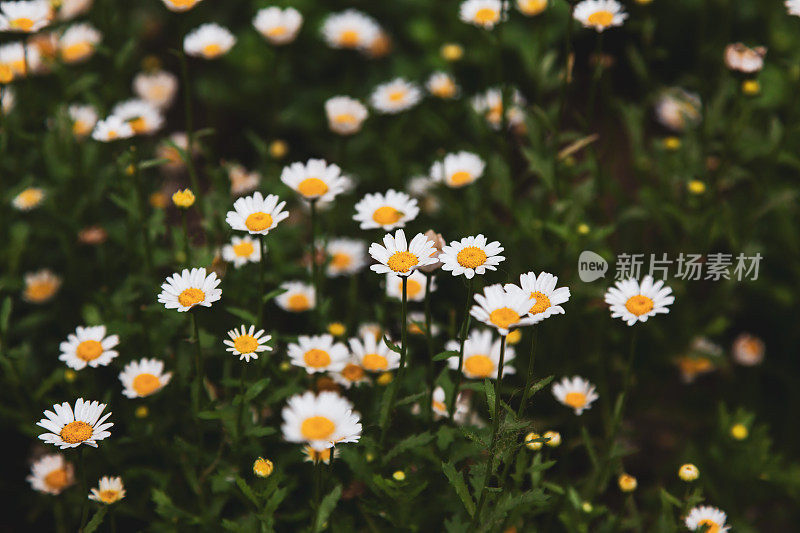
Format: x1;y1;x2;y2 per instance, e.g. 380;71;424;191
254;6;303;45
91;115;134;142
88;476;125;504
326;238;367;277
505;271;570;321
58;22;101;63
369;229;438;277
788;0;800;16
325;96;368;135
0;41;35;79
685;506;730;533
226;191;289;235
224;325;272;362
552;376;598;415
471;87;527;130
431;386;470;421
161;0;202;12
12;186;44;210
439;235;504;279
655;88;701;132
408;310;440;336
133;70;178;109
111;99;164;136
447;329;516;379
302;445;339;464
0;84;13;112
430;151;485;188
573;0;627;32
459;0;507;29
426;71;459;99
321;9;380;51
288;334;349;374
184;23;235;59
0;0;51;32
59;325;119;370
281;391;362;450
418;230;446;273
370;78;422;115
23;269;60;303
724;43;766;74
27;454;74;494
157;267;222;312
470;284;537;336
222;235;261;268
604;275;674;326
676;338;720;383
37;398;113;449
275;281;315;312
331;358;370;388
68;104;97;138
386;270;435;302
157;132;191;169
517;0;547;16
732;333;765;366
119;358;172;398
58;0;92;21
353;189;419;231
280;158;347;202
349;331;400;372
227;163;261;196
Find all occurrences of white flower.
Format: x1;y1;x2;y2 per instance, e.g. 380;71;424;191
426;71;459;99
348;331;400;372
68;104;97;137
604;275;674;326
281;391;362;451
157;267;222;312
732;333;765;366
788;0;800;16
254;6;302;45
111;99;164;135
58;325;119;370
505;271;570;322
58;23;101;63
573;0;627;32
517;0;547;16
321;9;380;50
275;281;315;312
552;376;598;415
88;476;125;504
446;329;516;379
353;189;419;231
326;238;367;277
0;1;51;32
225;191;289;235
0;41;40;78
302;445;339;464
281;158;348;202
386;270;434;302
227;163;261;196
119;358;172;398
655;88;701;132
331;358;370;388
133;70;178;109
184;23;235;59
27;454;74;494
224;325;272;362
58;0;91;20
459;0;507;29
91;115;134;142
431;386;469;421
685;506;730;533
471;87;527;130
470;284;537;335
12;186;44;210
325;96;368;135
37;398;113;449
222;235;261;268
161;0;202;12
1;86;14;112
724;43;766;74
439;235;504;279
369;229;438;277
370;78;422;114
430;151;485;188
22;269;60;303
288;334;349;374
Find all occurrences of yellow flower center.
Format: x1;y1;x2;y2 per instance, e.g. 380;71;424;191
339;30;360;47
232;241;255;257
304;349;331;368
62;42;93;62
330;252;352;269
169;0;196;6
474;8;499;24
106;130;118;140
245;212;273;232
267;25;287;37
334;113;357;125
529;291;551;314
564;391;587;408
178;287;205;308
44;468;70;490
16;188;43;207
0;63;13;83
11;17;34;31
73;120;91;136
388;90;406;102
372;206;403;226
300;416;335;440
341;363;365;381
489;307;520;330
287;293;310;311
76;340;104;362
587;10;614;27
405;279;423;298
297;177;329;198
432;80;456;98
60;421;93;444
253;458;273;476
387;251;418;274
132;373;161;396
233;334;259;354
449;170;473;186
99;490;120;504
456;246;487;269
202;43;224;58
362;353;388;371
432;400;447;412
698;520;719;533
25;281;57;302
519;0;547;16
464;354;494;377
129;116;147;134
10;59;26;75
625;295;654;316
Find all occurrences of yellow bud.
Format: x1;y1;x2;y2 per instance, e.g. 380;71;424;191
269;140;288;159
125;164;135;176
279;361;291;371
543;430;561;448
516;0;547;16
731;423;748;440
365;452;375;463
687;180;706;195
441;43;464;62
524;432;543;450
742;79;760;96
577;223;590;235
506;329;522;345
663;136;682;151
392;470;406;481
149;192;168;209
678;463;699;482
172;189;196;208
253;457;274;478
135;405;149;419
64;369;77;382
328;322;346;337
377;372;393;385
581;501;593;513
635;0;653;4
618;473;637;492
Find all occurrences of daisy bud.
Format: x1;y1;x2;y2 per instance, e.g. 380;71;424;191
135;406;149;419
440;43;463;61
328;322;346;337
150;192;168;209
730;423;748;440
577;223;590;235
172;189;195;208
506;329;522;345
544;430;561;448
524;432;543;450
687;180;706;195
679;463;699;482
618;473;637;492
64;369;77;382
581;502;593;513
253;458;274;478
269;140;288;159
377;372;393;385
742;79;760;96
392;470;406;481
418;230;445;273
663;136;682;151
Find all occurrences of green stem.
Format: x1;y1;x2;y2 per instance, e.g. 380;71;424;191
309;200;320;323
258;235;266;327
586;31;605;132
379;276;408;448
180;210;191;265
516;329;538;418
236;363;246;441
449;278;473;419
131;147;153;277
178;49;204;214
423;272;436;422
78;447;88;532
555;2;575;135
312;460;323;531
191;311;204;412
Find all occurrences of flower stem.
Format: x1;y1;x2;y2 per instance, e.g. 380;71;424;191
178;49;204;214
586;31;605;132
516;328;538;418
309;199;320;323
236;363;246;441
131;146;153;277
423;272;436;422
78;447;88;532
379;276;408;448
449;277;473;419
258;235;266;327
191;311;204;412
179;210;191;265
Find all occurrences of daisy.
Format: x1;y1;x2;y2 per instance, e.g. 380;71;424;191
88;476;125;504
157;132;191;169
431;386;469;421
724;43;766;74
408;311;440;336
37;398;113;449
505;271;570;321
275;281;315;312
470;284;537;336
0;0;51;32
0;41;39;78
552;376;598;415
253;6;303;45
349;331;400;372
418;230;446;272
788;0;800;16
369;229;438;277
227;163;261;195
111;99;164;136
224;325;272;362
459;0;507;29
386;270;434;302
430;151;485;188
676;355;715;383
184;23;235;59
517;0;547;16
358;323;382;342
471;87;527;130
732;333;765;366
321;9;380;51
655;88;701;132
573;0;627;32
161;0;202;12
446;329;516;379
58;23;100;63
353;189;419;231
91;115;134;142
22;269;60;303
331;358;370;388
288;334;349;374
59;325;119;370
281;391;362;450
226;191;289;235
27;454;74;494
157;267;222;312
133;70;178;109
302;445;339;464
119;358;172;398
326;238;367;277
426;71;459;99
68;104;97;138
58;0;91;20
439;235;504;279
221;235;261;268
12;186;44;210
1;85;14;113
325;96;368;135
604;275;674;326
685;506;730;533
370;78;422;114
280;158;348;202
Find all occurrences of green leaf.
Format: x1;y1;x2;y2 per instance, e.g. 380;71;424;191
484;379;496;417
236;475;261;508
459;427;488;448
246;426;277;438
314;484;342;532
527;375;554;397
433;350;458;362
442;462;475;517
262;287;287;303
383;335;401;353
0;297;11;333
244;378;271;401
227;307;257;324
83;507;107;533
384;432;434;462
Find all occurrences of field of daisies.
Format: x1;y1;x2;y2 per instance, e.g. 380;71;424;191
3;0;800;531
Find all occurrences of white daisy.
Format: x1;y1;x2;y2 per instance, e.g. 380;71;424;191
431;386;468;420
58;0;91;20
471;87;527;130
459;0;507;29
408;310;441;336
281;391;362;451
0;84;14;113
91;115;134;142
505;271;570;321
27;454;74;494
604;275;674;326
325;96;368;135
58;22;100;63
302;445;339;464
446;329;516;379
369;229;438;277
386;270;435;302
552;376;598;415
12;186;44;210
430;151;485;188
353;189;419;231
254;6;303;45
685;506;730;533
655;88;701;132
517;0;547;16
349;331;400;372
439;235;504;279
222;235;261;267
22;269;60;303
326;238;367;277
227;163;261;196
224;325;272;362
321;9;380;51
280;158;348;202
573;0;627;32
788;0;800;16
226;191;289;235
111;99;164;136
0;0;51;32
157;132;191;169
119;358;172;398
0;41;39;78
370;78;422;114
68;104;97;138
183;23;235;59
331;358;370;388
426;71;459;99
157;267;222;312
37;398;113;449
58;325;119;370
161;0;202;12
88;476;125;504
732;333;764;366
288;334;349;374
133;70;178;109
357;323;383;342
470;284;537;336
275;281;315;312
724;43;766;74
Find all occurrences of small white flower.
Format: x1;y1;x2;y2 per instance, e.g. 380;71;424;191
59;325;119;371
227;163;261;196
552;376;598;415
353;189;419;231
655;88;701;132
439;235;504;279
133;70;178;109
685;506;730;533
724;43;766;74
88;476;125;504
68;104;97;137
275;281;315;312
111;99;164;135
157;267;222;312
426;71;459;99
348;331;400;372
254;6;303;45
161;0;202;13
446;329;516;379
505;271;570;322
325;96;368;135
0;0;51;32
27;454;74;494
37;398;113;449
281;158;348;202
119;358;172;398
604;275;674;326
288;334;349;374
369;229;438;277
281;391;362;450
573;0;627;32
321;9;380;50
326;238;367;277
370;78;422;114
12;186;44;211
22;269;60;303
470;284;537;336
58;0;91;20
184;23;235;59
732;333;765;366
224;325;272;362
430;151;485;188
92;115;134;142
471;87;527;130
385;270;434;302
58;22;101;63
430;386;469;421
225;191;289;235
788;0;800;17
222;235;261;268
459;0;507;29
0;41;40;78
331;358;370;388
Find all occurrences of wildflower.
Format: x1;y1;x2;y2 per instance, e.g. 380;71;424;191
732;333;765;366
618;473;637;492
439;235;504;279
430;151;485;188
12;186;44;210
119;358;172;398
459;0;507;29
685;506;730;533
157;132;191;169
222;235;261;268
288;334;349;374
525;432;543;450
349;331;400;372
517;0;547;16
573;0;628;32
0;0;51;32
269;139;288;159
58;0;91;20
506;272;570;324
302;445;338;464
724;43;766;74
393;471;406;481
112;99;164;135
369;229;438;277
281;391;362;451
447;329;516;379
679;463;699;482
577;223;590;235
440;43;463;61
470;284;537;336
22;269;61;303
471;87;527;130
544;430;561;447
0;84;14;112
253;457;274;477
281;158;348;202
730;423;748;440
150;192;168;208
787;0;800;16
226;191;289;235
223;325;271;363
386;270;434;302
325;96;368;135
326;238;367;277
321;9;380;51
328;323;346;337
370;78;422;114
133;70;178;109
687;180;706;194
134;406;148;418
254;6;302;45
157;267;222;312
417;230;445;273
552;376;599;415
227;163;261;195
88;476;125;504
27;454;74;494
377;372;393;385
664;136;682;151
353;189;419;231
161;0;202;11
37;398;112;449
91;115;134;142
275;281;315;312
426;72;459;99
172;188;195;208
655;88;701;132
431;386;469;420
59;325;119;370
742;79;760;96
604;275;674;326
331;358;369;389
68;104;97;138
183;23;235;59
58;22;100;63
